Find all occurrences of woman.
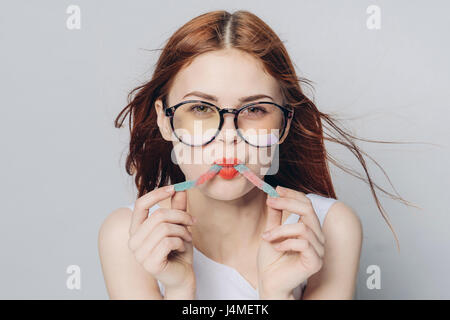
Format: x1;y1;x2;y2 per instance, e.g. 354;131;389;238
97;10;403;300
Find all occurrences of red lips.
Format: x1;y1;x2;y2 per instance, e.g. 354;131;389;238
214;157;241;180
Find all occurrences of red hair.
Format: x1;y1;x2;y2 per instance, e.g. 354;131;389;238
115;10;419;251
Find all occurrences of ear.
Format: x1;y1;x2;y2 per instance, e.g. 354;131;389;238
155;98;173;142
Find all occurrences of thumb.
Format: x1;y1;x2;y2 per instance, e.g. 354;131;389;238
171;190;187;211
264;195;282;232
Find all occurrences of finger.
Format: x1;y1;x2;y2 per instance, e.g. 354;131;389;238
152;222;193;245
133;223;192;263
276;186;310;202
275;186;326;244
129;208;194;251
262;222;325;257
267;195;315;221
266;196;324;244
130;185;175;235
142;237;185;275
275;238;323;272
264;194;282;232
171;190;187;211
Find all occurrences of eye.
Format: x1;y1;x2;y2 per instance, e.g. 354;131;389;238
240;105;268;117
190;104;213;113
249;106;267;113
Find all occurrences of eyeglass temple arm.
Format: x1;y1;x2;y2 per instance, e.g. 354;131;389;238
282;104;294;118
164;107;175;117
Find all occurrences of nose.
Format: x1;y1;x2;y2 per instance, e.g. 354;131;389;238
215;112;240;145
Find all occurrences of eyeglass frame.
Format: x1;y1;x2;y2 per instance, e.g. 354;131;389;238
163;98;294;148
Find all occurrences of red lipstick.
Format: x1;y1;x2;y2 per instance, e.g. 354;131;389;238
213;157;241;180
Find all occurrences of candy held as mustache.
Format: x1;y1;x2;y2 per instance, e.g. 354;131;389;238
173;163;280;198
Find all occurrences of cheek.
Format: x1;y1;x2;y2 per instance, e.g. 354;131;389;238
172;144;210;180
247;145;278;176
171;142;199;166
180;165;204;181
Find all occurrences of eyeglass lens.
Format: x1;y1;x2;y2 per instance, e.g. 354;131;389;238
172;102;285;147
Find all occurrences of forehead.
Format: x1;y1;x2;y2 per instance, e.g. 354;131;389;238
168;48;282;104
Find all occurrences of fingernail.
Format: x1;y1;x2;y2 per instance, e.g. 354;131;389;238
166;185;174;192
192;216;197;223
262;231;270;238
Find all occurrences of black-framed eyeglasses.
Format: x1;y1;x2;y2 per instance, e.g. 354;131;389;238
163;99;294;147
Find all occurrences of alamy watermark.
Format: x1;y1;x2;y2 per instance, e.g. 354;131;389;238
66;264;81;290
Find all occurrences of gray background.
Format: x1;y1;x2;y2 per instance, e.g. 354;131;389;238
1;0;449;299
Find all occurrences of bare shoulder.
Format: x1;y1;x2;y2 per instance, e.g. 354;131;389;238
98;197;171;243
302;200;362;299
102;206;133;227
97;204;163;299
322;200;363;240
98;207;133;254
99;206;133;235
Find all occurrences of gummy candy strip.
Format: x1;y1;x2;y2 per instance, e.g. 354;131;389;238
234;164;280;198
173;164;222;192
173;163;280;198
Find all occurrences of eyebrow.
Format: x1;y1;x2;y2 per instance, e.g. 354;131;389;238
182;91;274;103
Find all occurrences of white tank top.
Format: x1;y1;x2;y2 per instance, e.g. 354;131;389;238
126;193;338;300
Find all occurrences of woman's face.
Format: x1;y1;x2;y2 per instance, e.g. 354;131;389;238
155;48;291;200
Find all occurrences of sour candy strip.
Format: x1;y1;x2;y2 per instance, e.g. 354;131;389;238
233;164;280;198
173;164;222;192
172;163;280;199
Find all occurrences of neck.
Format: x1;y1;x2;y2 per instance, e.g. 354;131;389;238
186;186;268;265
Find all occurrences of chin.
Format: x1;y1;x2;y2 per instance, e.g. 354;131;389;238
199;175;250;201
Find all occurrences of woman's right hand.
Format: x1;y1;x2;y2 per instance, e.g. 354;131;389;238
127;185;196;296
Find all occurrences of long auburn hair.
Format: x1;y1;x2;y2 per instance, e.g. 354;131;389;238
114;10;421;252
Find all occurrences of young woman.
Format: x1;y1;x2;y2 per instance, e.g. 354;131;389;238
97;10;405;300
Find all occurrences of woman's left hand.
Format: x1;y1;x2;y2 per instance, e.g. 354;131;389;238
257;186;325;299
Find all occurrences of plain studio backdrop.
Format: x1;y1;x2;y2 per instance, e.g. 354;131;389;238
1;0;449;299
